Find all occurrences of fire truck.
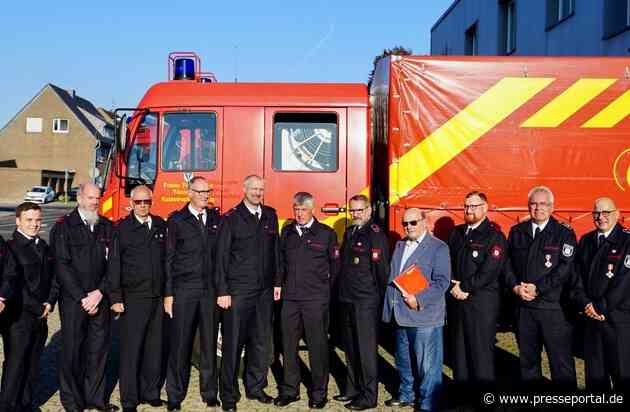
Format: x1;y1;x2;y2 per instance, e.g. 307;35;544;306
100;52;630;239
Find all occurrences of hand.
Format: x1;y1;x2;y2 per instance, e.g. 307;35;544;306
450;280;470;300
40;303;52;319
403;294;419;310
584;303;605;321
274;287;282;301
522;283;537;299
513;284;535;301
81;289;103;313
163;296;174;318
0;300;5;314
111;303;125;313
217;295;232;309
87;306;99;316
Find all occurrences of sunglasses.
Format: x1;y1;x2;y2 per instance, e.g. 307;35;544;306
592;210;616;219
133;199;152;205
402;220;419;227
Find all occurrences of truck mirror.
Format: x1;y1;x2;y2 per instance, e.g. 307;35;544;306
117;114;128;152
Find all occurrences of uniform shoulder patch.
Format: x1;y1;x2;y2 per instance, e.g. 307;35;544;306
370;223;381;233
624;255;630;269
559;221;572;229
623;228;630;234
562;243;575;257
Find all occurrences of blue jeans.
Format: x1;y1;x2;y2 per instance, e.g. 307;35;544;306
395;325;443;412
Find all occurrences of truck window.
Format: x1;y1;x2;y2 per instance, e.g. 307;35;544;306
272;112;338;172
162;112;217;171
127;113;158;184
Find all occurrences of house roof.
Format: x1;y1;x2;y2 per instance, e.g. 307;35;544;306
0;83;114;142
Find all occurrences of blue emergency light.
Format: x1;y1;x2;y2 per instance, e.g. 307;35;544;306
174;58;195;80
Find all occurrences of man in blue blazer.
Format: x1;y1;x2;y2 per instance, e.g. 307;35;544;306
382;208;451;412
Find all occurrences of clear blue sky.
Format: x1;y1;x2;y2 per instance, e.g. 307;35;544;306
0;0;452;126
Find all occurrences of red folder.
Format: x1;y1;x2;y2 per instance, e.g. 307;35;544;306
393;264;429;296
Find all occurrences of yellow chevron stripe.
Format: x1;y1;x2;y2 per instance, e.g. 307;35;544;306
521;79;616;128
389;77;553;205
102;196;113;214
582;87;630;128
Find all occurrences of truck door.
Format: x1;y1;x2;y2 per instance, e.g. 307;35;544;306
263;108;348;234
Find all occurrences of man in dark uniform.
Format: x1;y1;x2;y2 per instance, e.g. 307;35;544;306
216;175;281;412
163;176;221;411
504;186;577;389
0;202;56;412
572;197;630;394
51;182;117;412
274;192;339;409
107;185;166;412
446;191;507;406
0;233;16;317
334;194;390;411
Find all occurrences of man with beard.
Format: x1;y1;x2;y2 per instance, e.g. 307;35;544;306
216;175;281;412
382;208;450;412
107;185;166;412
572;197;630;394
51;182;117;412
274;192;339;409
446;192;507;407
163;176;221;411
504;186;577;390
0;202;56;412
333;194;389;411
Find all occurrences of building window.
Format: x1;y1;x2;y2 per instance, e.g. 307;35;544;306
546;0;575;29
25;117;43;133
604;0;630;39
272;112;338;172
53;118;69;133
499;1;517;55
465;23;479;55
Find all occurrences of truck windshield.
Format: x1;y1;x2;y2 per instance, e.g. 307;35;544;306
161;112;217;171
126;112;158;184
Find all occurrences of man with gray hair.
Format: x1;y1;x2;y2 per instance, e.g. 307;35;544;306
505;186;578;390
51;182;118;411
274;192;339;409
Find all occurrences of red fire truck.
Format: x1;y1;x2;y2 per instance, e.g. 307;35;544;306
100;52;630;239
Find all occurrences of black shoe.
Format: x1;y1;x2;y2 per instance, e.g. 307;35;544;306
333;394;356;402
246;391;273;404
345;401;376;411
221;404;237;412
122;408;137;412
166;402;181;411
90;404;120;412
205;398;221;407
141;398;164;407
385;398;413;407
273;395;301;407
309;398;327;409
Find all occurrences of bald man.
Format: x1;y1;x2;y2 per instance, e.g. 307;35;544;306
107;185;166;411
572;197;630;394
51;182;118;412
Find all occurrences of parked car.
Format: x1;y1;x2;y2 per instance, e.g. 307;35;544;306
24;186;55;204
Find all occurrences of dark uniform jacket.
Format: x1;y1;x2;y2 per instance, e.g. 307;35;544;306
108;213;167;303
51;209;113;302
279;219;339;301
215;201;280;296
505;216;577;310
447;218;508;300
0;235;16;301
165;204;221;295
572;224;630;324
6;231;57;317
338;219;390;303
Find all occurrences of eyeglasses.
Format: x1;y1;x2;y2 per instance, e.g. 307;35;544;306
191;189;211;195
349;208;366;213
592;210;617;219
529;201;551;209
464;203;485;210
132;199;152;205
402;220;420;227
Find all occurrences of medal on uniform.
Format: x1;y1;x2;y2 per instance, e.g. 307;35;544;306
544;254;552;268
605;264;614;279
353;257;360;265
472;250;479;258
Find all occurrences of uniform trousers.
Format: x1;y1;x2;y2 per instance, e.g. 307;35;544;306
584;319;630;394
279;299;329;401
166;288;218;404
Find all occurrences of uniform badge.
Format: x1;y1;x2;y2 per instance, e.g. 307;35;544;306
490;245;502;259
612;249;617;254
544;254;552;268
371;248;381;262
606;264;615;279
625;255;630;269
357;242;362;247
353;257;360;265
472;250;479;258
562;244;574;257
